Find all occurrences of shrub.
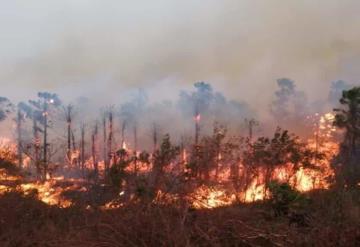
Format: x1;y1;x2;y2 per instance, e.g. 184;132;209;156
268;181;309;216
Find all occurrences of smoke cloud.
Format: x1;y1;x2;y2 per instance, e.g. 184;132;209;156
0;0;359;108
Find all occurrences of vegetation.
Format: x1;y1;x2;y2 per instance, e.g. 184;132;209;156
0;83;359;246
333;87;360;188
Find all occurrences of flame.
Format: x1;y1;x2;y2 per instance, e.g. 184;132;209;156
191;185;236;209
122;141;128;150
194;114;201;122
0;112;340;210
0;166;85;208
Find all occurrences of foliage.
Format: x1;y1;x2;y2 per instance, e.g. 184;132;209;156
333;87;360;188
268;181;309;216
151;134;179;190
243;128;322;187
0;97;13;121
109;149;132;187
187;123;227;180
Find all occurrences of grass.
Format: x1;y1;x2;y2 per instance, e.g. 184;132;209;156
0;188;359;247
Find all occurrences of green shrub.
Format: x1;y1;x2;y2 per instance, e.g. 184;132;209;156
268;181;309;216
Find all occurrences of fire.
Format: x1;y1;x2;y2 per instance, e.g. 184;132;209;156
0;111;340;210
122;141;128;150
240;112;339;202
0;165;85;208
0;137;17;162
194;114;201;122
17;176;86;208
243;180;266;203
191;185;236;209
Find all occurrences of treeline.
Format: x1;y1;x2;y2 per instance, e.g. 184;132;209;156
0;80;358;195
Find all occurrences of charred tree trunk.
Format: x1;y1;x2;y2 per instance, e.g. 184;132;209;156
80;124;85;175
214;137;221;180
152;123;158;153
33;118;40;177
43;101;48;180
16;109;23;168
121;120;126;148
92;123;98;181
102;114;108;175
66;105;72;165
107;111;113;171
195;115;200;146
71;130;78;167
133;123;138;175
71;131;76;150
194;106;201;179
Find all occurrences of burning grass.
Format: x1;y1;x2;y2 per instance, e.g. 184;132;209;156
0;187;360;247
0;110;357;246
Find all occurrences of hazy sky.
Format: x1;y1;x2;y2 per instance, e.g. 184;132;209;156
1;0;360;107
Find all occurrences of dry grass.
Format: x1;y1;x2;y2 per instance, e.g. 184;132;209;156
0;188;360;247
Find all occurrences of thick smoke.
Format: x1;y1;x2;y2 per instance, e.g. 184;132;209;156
0;1;360;153
1;1;360;109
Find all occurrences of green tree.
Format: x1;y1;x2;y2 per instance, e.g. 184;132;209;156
243;128;320;193
333;87;360;187
151;134;179;191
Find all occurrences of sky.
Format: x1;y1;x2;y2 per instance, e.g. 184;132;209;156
0;0;360;108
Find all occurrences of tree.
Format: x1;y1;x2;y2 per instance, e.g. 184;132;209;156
119;90;147;151
28;92;61;179
243;128;320;193
270;79;308;131
18;93;61;179
328;80;353;107
151;134;179;191
91;122;99;181
64;104;74;165
333;87;360;187
15;104;25;168
0;97;12;121
179;82;214;144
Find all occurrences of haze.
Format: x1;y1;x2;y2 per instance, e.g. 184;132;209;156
1;0;359;107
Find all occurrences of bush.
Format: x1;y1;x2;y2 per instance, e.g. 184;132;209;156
109;161;127;187
268;181;309;216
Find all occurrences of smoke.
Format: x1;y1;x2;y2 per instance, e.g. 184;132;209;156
0;0;360;152
1;0;360;108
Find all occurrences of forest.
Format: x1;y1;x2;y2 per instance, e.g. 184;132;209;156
0;79;359;246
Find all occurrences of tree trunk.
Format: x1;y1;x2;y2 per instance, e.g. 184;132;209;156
33;118;40;178
43;101;48;180
66;105;72;165
103;115;108;175
153;123;158;153
133;123;138;175
92;123;98;181
80;124;85;175
16;109;23;168
107;111;113;171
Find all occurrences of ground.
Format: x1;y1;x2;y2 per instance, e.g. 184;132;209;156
0;164;360;246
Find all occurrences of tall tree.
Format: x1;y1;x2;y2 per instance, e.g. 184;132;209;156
333;87;360;187
64;104;74;165
28;92;61;179
270;78;308;132
16;105;24;168
0;97;12;121
329;80;353;107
